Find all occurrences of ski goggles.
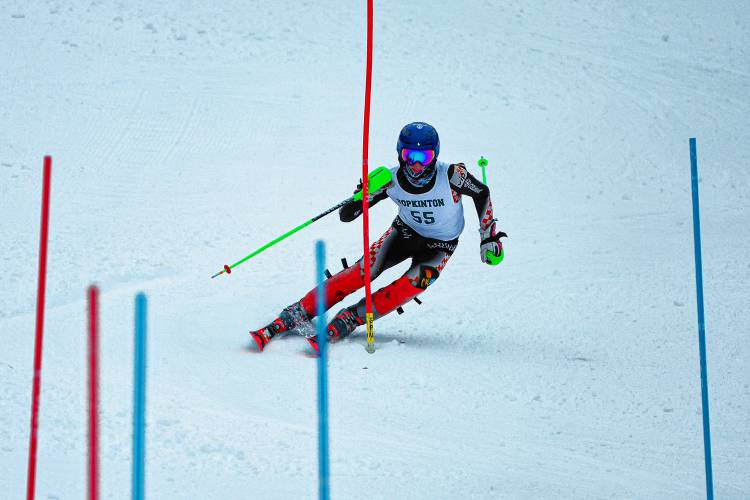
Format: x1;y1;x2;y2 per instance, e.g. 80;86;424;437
401;148;436;167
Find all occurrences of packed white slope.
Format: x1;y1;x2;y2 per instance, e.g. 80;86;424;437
2;1;749;498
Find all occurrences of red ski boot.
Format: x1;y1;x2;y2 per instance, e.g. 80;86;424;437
249;317;285;351
250;302;310;351
307;306;364;354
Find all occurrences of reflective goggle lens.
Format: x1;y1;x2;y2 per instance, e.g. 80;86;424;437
401;148;436;166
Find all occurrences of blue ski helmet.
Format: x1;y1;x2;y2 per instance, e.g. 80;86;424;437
396;122;440;186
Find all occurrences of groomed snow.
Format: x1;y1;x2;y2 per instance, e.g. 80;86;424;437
1;1;749;498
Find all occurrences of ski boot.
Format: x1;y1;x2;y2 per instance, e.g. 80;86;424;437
307;306;364;354
250;302;310;351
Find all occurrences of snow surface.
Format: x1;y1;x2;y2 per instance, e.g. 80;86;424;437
2;1;749;498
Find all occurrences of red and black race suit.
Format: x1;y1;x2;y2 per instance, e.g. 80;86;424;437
296;162;494;323
299;215;458;321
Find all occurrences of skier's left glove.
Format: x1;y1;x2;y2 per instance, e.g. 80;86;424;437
479;219;506;265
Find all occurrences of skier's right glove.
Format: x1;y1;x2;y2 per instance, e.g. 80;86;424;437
340;179;365;222
479;219;506;265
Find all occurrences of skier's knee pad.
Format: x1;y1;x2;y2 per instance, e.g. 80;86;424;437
406;264;441;290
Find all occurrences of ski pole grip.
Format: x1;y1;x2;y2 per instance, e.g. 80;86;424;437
485;247;504;266
353;166;392;201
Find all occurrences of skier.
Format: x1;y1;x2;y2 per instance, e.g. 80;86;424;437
250;122;506;352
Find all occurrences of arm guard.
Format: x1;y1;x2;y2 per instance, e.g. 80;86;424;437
448;163;494;230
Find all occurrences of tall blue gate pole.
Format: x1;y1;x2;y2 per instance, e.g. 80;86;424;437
689;138;714;500
315;241;330;500
133;293;148;500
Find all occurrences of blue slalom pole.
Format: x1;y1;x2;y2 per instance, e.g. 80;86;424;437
689;138;714;500
315;241;330;500
133;293;148;500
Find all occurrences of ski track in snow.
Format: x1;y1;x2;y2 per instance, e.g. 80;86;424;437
2;1;749;498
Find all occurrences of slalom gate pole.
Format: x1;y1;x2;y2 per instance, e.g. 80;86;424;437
361;0;376;354
211;166;391;279
26;155;52;500
315;241;330;500
689;138;714;500
87;286;100;500
133;293;148;500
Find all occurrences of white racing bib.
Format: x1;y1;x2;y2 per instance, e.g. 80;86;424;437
386;161;465;241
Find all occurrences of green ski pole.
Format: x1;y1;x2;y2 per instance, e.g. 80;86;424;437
211;166;392;279
478;155;488;184
478;156;504;266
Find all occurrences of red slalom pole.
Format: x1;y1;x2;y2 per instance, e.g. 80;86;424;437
87;286;100;500
362;0;376;354
26;156;52;500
